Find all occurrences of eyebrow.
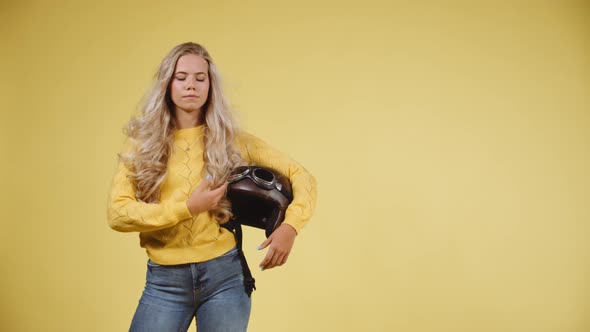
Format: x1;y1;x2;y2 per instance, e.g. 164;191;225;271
174;71;207;75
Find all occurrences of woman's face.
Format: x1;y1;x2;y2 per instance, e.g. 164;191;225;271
169;54;210;114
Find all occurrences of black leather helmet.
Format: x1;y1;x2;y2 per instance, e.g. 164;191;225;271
227;166;293;238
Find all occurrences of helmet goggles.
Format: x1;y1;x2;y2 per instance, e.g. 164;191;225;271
228;166;293;201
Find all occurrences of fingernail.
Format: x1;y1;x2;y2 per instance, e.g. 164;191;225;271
256;245;262;250
206;175;211;180
260;267;265;271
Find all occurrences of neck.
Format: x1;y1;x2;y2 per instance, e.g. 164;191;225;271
175;108;203;129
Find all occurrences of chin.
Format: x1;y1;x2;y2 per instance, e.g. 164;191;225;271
180;105;204;112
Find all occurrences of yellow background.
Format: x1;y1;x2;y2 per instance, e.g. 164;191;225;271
1;0;589;331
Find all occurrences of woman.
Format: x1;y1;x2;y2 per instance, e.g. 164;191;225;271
106;42;317;332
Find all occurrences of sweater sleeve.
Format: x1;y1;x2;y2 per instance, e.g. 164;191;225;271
106;140;193;233
236;132;317;234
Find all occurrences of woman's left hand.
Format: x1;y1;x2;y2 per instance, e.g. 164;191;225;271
257;224;297;270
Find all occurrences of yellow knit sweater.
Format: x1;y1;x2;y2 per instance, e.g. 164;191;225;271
106;126;317;265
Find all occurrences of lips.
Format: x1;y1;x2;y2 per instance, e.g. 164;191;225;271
183;95;199;98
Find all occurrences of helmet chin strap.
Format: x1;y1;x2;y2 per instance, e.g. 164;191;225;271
221;219;256;297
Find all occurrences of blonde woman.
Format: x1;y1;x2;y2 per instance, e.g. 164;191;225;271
107;42;316;332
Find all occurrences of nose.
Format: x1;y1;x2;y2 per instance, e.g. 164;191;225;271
185;76;196;90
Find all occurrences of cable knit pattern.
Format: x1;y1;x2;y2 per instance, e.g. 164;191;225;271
106;126;317;265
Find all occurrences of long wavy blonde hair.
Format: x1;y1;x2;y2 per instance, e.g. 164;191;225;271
119;42;243;223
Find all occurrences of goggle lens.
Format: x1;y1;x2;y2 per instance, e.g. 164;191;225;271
253;168;274;184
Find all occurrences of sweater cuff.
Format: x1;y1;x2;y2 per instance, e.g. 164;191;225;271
283;219;304;235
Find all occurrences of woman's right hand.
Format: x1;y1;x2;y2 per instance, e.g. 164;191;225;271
185;178;229;216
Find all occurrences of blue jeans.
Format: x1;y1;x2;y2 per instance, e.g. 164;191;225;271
129;247;252;332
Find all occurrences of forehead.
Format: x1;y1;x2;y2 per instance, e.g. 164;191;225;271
175;54;208;73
